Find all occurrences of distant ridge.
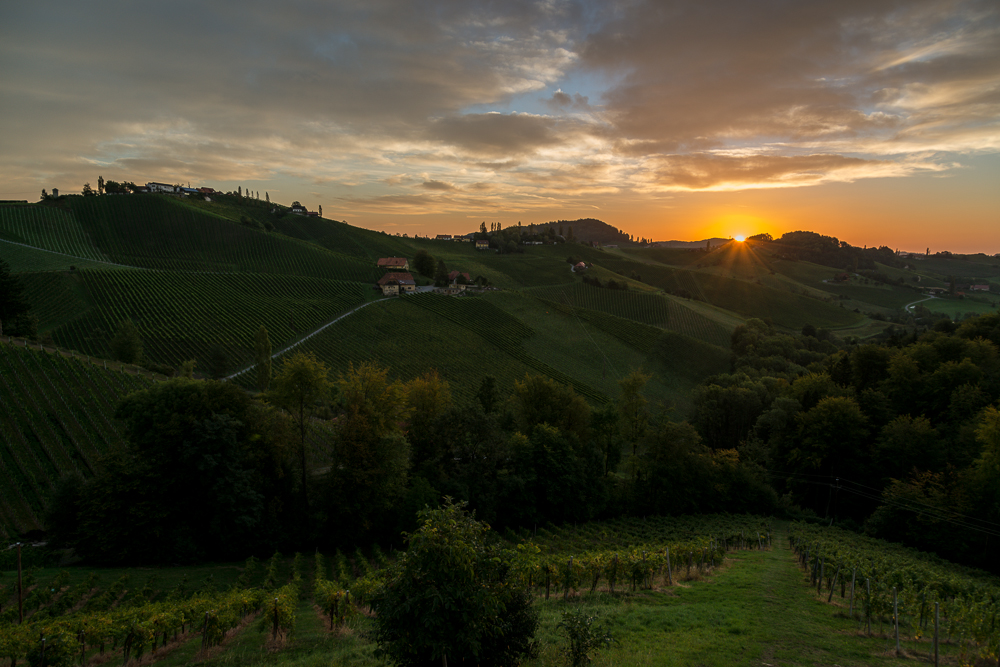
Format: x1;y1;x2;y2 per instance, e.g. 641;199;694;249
655;238;730;249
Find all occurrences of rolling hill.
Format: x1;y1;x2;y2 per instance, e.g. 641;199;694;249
3;193;998;537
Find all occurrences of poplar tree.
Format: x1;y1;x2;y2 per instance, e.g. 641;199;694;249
271;352;332;510
255;325;272;391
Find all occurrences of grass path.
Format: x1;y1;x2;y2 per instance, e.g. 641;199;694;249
527;529;961;667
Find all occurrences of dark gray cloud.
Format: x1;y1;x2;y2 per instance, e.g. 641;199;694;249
581;0;1000;158
429;113;568;157
0;0;996;207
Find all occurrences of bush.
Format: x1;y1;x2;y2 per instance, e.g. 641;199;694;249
370;500;539;667
110;319;143;364
557;609;615;667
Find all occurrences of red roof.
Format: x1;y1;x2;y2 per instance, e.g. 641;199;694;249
378;272;416;286
378;257;408;268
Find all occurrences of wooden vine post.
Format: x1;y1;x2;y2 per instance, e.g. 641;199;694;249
865;579;871;636
934;601;940;667
564;558;573;600
665;548;672;586
893;586;900;655
849;568;857;618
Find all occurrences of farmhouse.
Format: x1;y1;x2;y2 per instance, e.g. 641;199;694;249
290;201;307;215
436;234;453;241
377;257;409;271
970;284;990;291
573;262;587;272
448;270;471;284
146;182;179;194
377;272;416;295
476;240;489;250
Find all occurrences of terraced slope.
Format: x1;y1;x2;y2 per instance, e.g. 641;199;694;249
593;255;862;330
236;296;548;404
527;282;733;348
0;204;108;262
51;270;366;371
68;196;380;281
180;194;416;260
0;341;153;535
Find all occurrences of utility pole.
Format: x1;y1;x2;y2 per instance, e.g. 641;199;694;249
17;542;24;624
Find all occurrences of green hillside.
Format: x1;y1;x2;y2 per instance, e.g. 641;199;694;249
0;341;153;534
52;269;366;372
593;254;862;330
10;193;988;529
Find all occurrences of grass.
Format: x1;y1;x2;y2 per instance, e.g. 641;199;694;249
920;295;1000;319
522;529;965;667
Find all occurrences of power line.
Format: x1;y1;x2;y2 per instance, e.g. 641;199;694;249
765;468;1000;537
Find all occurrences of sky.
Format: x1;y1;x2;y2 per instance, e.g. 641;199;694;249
1;0;998;253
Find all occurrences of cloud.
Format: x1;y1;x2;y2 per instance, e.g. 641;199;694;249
420;180;457;191
545;89;590;111
642;153;946;191
0;0;996;214
581;0;1000;158
428;112;569;158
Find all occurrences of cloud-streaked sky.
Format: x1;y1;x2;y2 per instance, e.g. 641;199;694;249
2;0;998;252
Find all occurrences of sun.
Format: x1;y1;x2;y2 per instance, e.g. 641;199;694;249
734;234;746;242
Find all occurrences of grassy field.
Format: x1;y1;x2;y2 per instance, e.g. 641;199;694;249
916;295;1000;319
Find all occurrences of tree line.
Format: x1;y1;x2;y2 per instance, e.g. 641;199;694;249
45;348;776;564
689;313;1000;570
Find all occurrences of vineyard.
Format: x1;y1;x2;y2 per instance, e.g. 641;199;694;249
789;522;1000;664
0;206;109;264
65;197;380;282
6;515;994;665
500;514;773;598
527;282;734;348
593;255;863;329
240;295;596;405
0;339;356;538
49;270;366;371
16;273;92;334
404;293;607;403
0;242;118;274
0;341;153;536
0;514;774;667
0;550;350;667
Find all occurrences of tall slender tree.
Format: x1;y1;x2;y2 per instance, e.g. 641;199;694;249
270;352;332;511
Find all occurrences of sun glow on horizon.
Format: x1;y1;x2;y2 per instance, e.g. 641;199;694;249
734;234;746;242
